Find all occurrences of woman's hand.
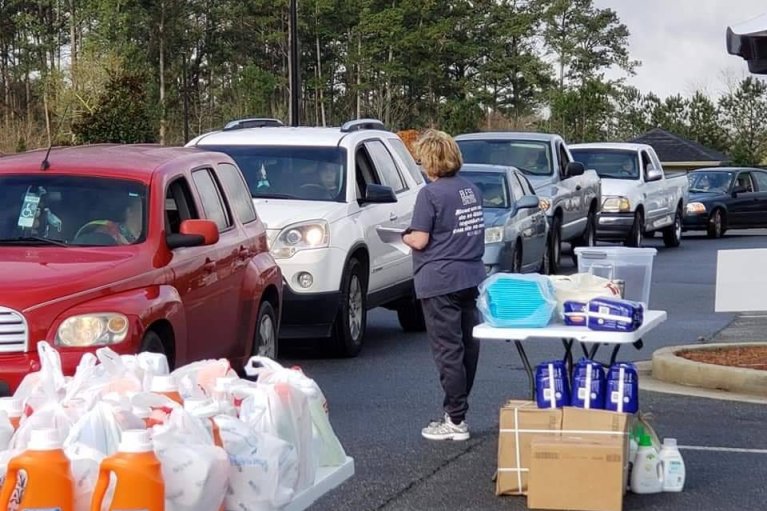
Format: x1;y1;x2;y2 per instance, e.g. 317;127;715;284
403;230;429;251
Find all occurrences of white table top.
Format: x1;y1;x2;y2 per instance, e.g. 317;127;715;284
473;310;667;344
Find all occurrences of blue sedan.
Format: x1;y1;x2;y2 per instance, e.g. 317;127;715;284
683;167;767;238
461;164;550;274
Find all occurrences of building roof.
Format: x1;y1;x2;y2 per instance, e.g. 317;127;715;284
629;128;730;164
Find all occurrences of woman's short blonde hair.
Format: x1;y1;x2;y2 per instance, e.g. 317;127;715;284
414;129;463;178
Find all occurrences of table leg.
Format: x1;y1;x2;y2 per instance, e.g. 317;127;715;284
609;344;622;366
562;339;574;379
514;340;535;401
588;343;601;359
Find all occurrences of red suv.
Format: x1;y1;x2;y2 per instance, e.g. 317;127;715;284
0;145;282;393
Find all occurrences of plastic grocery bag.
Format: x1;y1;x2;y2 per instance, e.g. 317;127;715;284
152;409;229;511
239;381;315;491
245;356;347;467
171;359;236;400
214;414;299;510
9;401;79;450
64;401;143;456
548;273;621;317
14;341;68;416
66;442;110;511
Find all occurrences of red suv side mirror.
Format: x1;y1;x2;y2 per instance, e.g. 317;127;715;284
167;219;220;249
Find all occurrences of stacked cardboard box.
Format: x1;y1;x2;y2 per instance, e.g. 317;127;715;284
496;401;630;511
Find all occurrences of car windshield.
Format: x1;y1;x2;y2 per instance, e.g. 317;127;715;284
688;172;733;193
462;172;510;209
457;139;553;176
0;175;147;246
569;149;639;180
203;145;347;202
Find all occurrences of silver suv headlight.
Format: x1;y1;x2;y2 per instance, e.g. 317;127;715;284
56;313;129;347
271;220;330;259
602;196;631;213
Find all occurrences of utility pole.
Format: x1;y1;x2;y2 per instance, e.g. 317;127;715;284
289;0;301;126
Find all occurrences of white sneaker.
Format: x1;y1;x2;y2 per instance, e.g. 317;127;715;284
421;413;470;441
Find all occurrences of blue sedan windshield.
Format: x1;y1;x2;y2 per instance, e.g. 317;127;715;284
462;172;510;209
688;172;733;193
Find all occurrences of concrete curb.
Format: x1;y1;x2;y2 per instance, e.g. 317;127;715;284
652;342;767;397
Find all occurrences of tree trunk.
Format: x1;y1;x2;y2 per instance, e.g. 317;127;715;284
159;0;167;145
69;0;77;88
356;33;362;119
315;8;326;127
384;45;393;126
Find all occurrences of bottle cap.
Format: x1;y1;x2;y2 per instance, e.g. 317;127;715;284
0;397;23;417
639;434;653;447
150;375;178;393
663;438;677;447
119;429;153;453
28;428;62;450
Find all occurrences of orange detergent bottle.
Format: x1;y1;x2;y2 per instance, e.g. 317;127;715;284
91;429;164;511
0;397;24;430
0;428;74;511
150;375;184;405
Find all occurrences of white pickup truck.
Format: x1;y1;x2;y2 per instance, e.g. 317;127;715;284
569;143;688;247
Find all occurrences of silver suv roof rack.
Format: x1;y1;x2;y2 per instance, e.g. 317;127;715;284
340;118;386;133
223;118;285;131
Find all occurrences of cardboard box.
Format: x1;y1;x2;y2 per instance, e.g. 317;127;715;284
527;436;625;511
496;403;631;496
496;401;562;495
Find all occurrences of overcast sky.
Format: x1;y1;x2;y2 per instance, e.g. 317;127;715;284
593;0;767;99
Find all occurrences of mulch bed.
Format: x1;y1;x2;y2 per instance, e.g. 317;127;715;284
677;345;767;371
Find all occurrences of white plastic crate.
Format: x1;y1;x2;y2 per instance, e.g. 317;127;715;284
574;247;657;306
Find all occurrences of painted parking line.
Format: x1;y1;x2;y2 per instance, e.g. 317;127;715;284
679;445;767;454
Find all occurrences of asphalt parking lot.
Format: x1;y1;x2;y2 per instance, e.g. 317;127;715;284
284;230;767;511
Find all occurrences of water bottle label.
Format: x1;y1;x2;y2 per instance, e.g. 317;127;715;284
577;388;597;400
610;391;630;403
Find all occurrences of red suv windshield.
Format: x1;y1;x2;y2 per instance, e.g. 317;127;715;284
0;175;148;246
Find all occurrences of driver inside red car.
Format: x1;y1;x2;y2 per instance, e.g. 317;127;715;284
75;194;143;245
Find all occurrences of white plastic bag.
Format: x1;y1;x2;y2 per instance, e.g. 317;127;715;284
239;381;315;491
152;409;229;511
214;414;299;510
245;357;347;467
66;442;108;511
14;341;68;416
549;273;621;316
64;401;142;456
171;359;236;400
9;401;78;450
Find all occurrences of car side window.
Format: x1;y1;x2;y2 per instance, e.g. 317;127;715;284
509;174;525;201
355;144;381;200
192;168;233;231
557;143;569;179
753;171;767;191
364;140;407;193
165;178;199;234
736;172;755;192
216;163;257;224
388;137;424;185
640;151;654;178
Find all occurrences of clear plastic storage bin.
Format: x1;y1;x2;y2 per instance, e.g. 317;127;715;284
573;247;657;307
